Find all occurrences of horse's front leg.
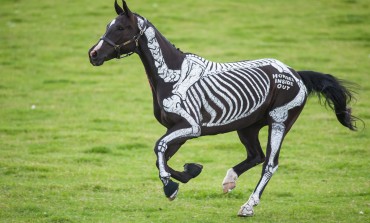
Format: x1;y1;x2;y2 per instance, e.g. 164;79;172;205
155;95;201;200
155;126;201;200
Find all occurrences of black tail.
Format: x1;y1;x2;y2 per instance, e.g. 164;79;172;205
298;70;358;131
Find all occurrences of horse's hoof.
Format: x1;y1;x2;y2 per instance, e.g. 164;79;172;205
222;168;238;193
184;163;203;178
222;182;236;193
237;205;254;217
164;180;179;201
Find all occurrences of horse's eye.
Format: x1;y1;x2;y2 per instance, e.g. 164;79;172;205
117;26;125;31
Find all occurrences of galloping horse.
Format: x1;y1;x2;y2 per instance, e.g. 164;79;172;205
88;1;357;216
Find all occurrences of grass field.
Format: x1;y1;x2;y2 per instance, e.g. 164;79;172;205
1;0;369;222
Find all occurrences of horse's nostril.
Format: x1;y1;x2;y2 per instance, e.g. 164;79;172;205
91;50;98;58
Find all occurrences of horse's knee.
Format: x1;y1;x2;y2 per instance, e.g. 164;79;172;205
154;140;167;153
154;140;168;167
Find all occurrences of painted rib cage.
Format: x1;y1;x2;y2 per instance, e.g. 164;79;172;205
183;64;270;127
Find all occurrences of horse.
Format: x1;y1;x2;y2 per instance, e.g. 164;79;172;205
88;0;357;217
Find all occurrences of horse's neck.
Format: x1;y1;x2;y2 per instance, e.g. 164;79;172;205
136;17;185;87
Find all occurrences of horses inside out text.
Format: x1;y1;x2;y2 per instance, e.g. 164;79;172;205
88;1;357;216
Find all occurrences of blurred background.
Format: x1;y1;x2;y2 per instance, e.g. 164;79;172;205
1;0;369;222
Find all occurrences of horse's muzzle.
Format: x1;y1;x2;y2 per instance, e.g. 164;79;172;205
88;49;105;66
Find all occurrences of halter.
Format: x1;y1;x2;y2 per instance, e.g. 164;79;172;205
100;19;147;59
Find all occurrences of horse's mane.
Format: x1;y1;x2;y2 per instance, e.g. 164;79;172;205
134;13;183;53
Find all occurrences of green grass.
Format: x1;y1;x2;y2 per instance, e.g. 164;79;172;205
1;0;369;222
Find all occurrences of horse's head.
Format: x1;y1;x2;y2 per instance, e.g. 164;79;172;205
88;0;141;66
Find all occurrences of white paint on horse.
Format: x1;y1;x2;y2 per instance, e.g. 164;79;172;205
89;8;353;217
238;194;260;216
137;16;306;186
142;25;181;82
239;70;307;216
138;18;275;128
238;123;284;217
269;73;307;123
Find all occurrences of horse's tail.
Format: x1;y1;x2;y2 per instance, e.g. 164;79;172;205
297;70;358;131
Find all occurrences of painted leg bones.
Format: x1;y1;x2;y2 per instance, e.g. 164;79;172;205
238;69;306;217
238;123;284;216
155;95;201;200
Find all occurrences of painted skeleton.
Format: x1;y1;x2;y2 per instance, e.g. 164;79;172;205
138;17;306;215
89;2;357;216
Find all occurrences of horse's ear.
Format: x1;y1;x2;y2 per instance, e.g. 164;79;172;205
122;0;133;18
114;0;124;15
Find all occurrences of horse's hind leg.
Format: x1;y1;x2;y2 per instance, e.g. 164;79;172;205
237;72;307;216
238;106;305;217
237;121;285;217
222;124;265;193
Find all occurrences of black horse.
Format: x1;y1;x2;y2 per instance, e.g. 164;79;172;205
88;1;357;217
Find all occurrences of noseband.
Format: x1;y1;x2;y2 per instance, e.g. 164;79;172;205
100;19;147;59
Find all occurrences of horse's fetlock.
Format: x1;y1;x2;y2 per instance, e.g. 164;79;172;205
248;194;260;207
160;171;171;181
